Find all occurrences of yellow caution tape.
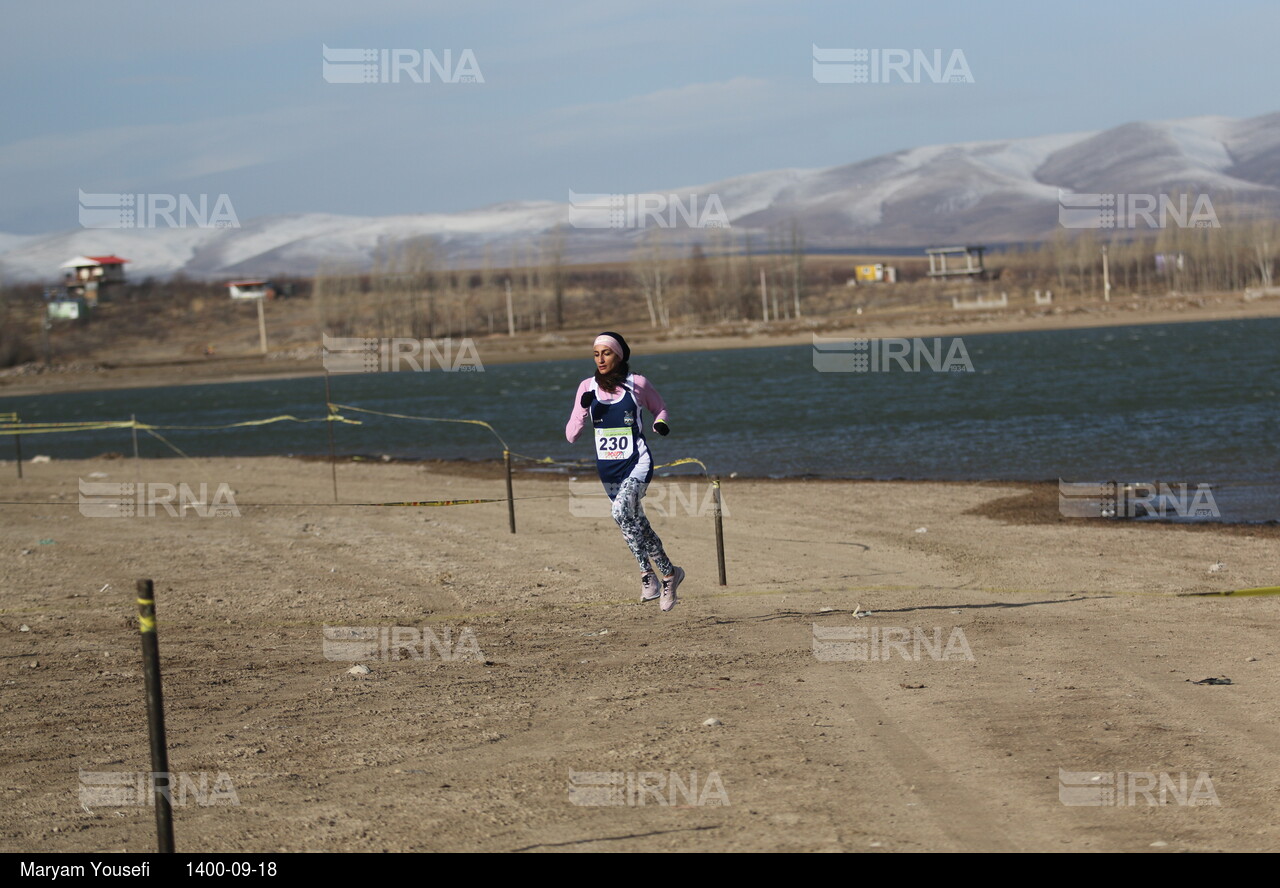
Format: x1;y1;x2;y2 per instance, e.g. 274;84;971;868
136;414;361;430
1180;586;1280;598
371;498;504;507
0;414;362;436
331;404;506;449
656;456;709;473
0;421;135;435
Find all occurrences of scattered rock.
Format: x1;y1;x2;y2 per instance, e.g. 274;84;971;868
87;472;108;479
703;718;723;727
18;624;30;632
346;664;371;676
914;527;928;533
1208;562;1224;573
900;682;926;690
1150;840;1168;847
1246;656;1258;662
31;455;52;464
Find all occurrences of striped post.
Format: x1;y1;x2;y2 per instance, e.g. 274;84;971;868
504;450;516;534
712;477;726;586
0;413;19;479
135;579;175;853
324;373;339;503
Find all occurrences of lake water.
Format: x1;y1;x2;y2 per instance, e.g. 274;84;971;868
5;317;1278;521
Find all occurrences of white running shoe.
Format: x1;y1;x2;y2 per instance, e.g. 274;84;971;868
641;572;661;602
660;567;684;612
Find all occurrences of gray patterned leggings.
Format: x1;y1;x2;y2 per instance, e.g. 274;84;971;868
611;477;675;577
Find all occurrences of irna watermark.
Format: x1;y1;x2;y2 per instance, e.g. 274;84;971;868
78;190;239;230
812;45;974;84
321;45;483;84
568;479;726;519
78;480;239;518
321;334;484;373
79;770;239;810
567;190;729;230
1058;480;1220;519
322;626;485;662
1058;769;1219;807
812;625;974;661
568;770;729;807
812;334;974;373
1058;191;1219;229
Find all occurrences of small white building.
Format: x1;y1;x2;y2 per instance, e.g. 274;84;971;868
60;255;129;304
226;280;275;300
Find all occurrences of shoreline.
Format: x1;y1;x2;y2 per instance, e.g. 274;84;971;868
8;452;1277;531
3;295;1279;399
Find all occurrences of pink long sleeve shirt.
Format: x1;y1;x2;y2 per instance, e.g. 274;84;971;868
565;374;670;443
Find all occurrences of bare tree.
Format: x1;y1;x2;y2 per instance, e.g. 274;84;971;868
631;230;670;328
1250;218;1276;288
543;225;567;329
686;243;712;320
789;218;805;319
707;227;741;321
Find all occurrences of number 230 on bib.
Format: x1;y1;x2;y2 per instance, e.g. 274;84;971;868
595;426;632;460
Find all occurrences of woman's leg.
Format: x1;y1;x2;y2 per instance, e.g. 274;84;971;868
611;477;675;577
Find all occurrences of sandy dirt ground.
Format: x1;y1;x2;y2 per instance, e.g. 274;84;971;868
1;456;1278;852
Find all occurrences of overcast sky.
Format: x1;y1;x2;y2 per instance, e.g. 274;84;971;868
1;0;1275;234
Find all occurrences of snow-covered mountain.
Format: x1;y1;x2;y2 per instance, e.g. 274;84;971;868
3;113;1278;282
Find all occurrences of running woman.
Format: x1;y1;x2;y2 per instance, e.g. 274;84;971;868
565;332;686;611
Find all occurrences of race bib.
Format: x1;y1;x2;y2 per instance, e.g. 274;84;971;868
595;426;633;461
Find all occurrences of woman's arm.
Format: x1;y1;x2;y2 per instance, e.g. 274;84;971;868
565;379;593;442
631;375;669;432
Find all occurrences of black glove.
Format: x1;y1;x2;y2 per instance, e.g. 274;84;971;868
654;420;670;436
580;390;594;409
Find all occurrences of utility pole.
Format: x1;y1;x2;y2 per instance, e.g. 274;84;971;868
1101;245;1111;303
759;268;769;322
255;296;268;353
505;279;515;337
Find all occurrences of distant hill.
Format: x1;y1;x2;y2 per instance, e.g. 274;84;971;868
3;113;1279;283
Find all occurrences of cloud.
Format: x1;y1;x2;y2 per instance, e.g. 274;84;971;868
0;106;330;183
531;76;779;149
